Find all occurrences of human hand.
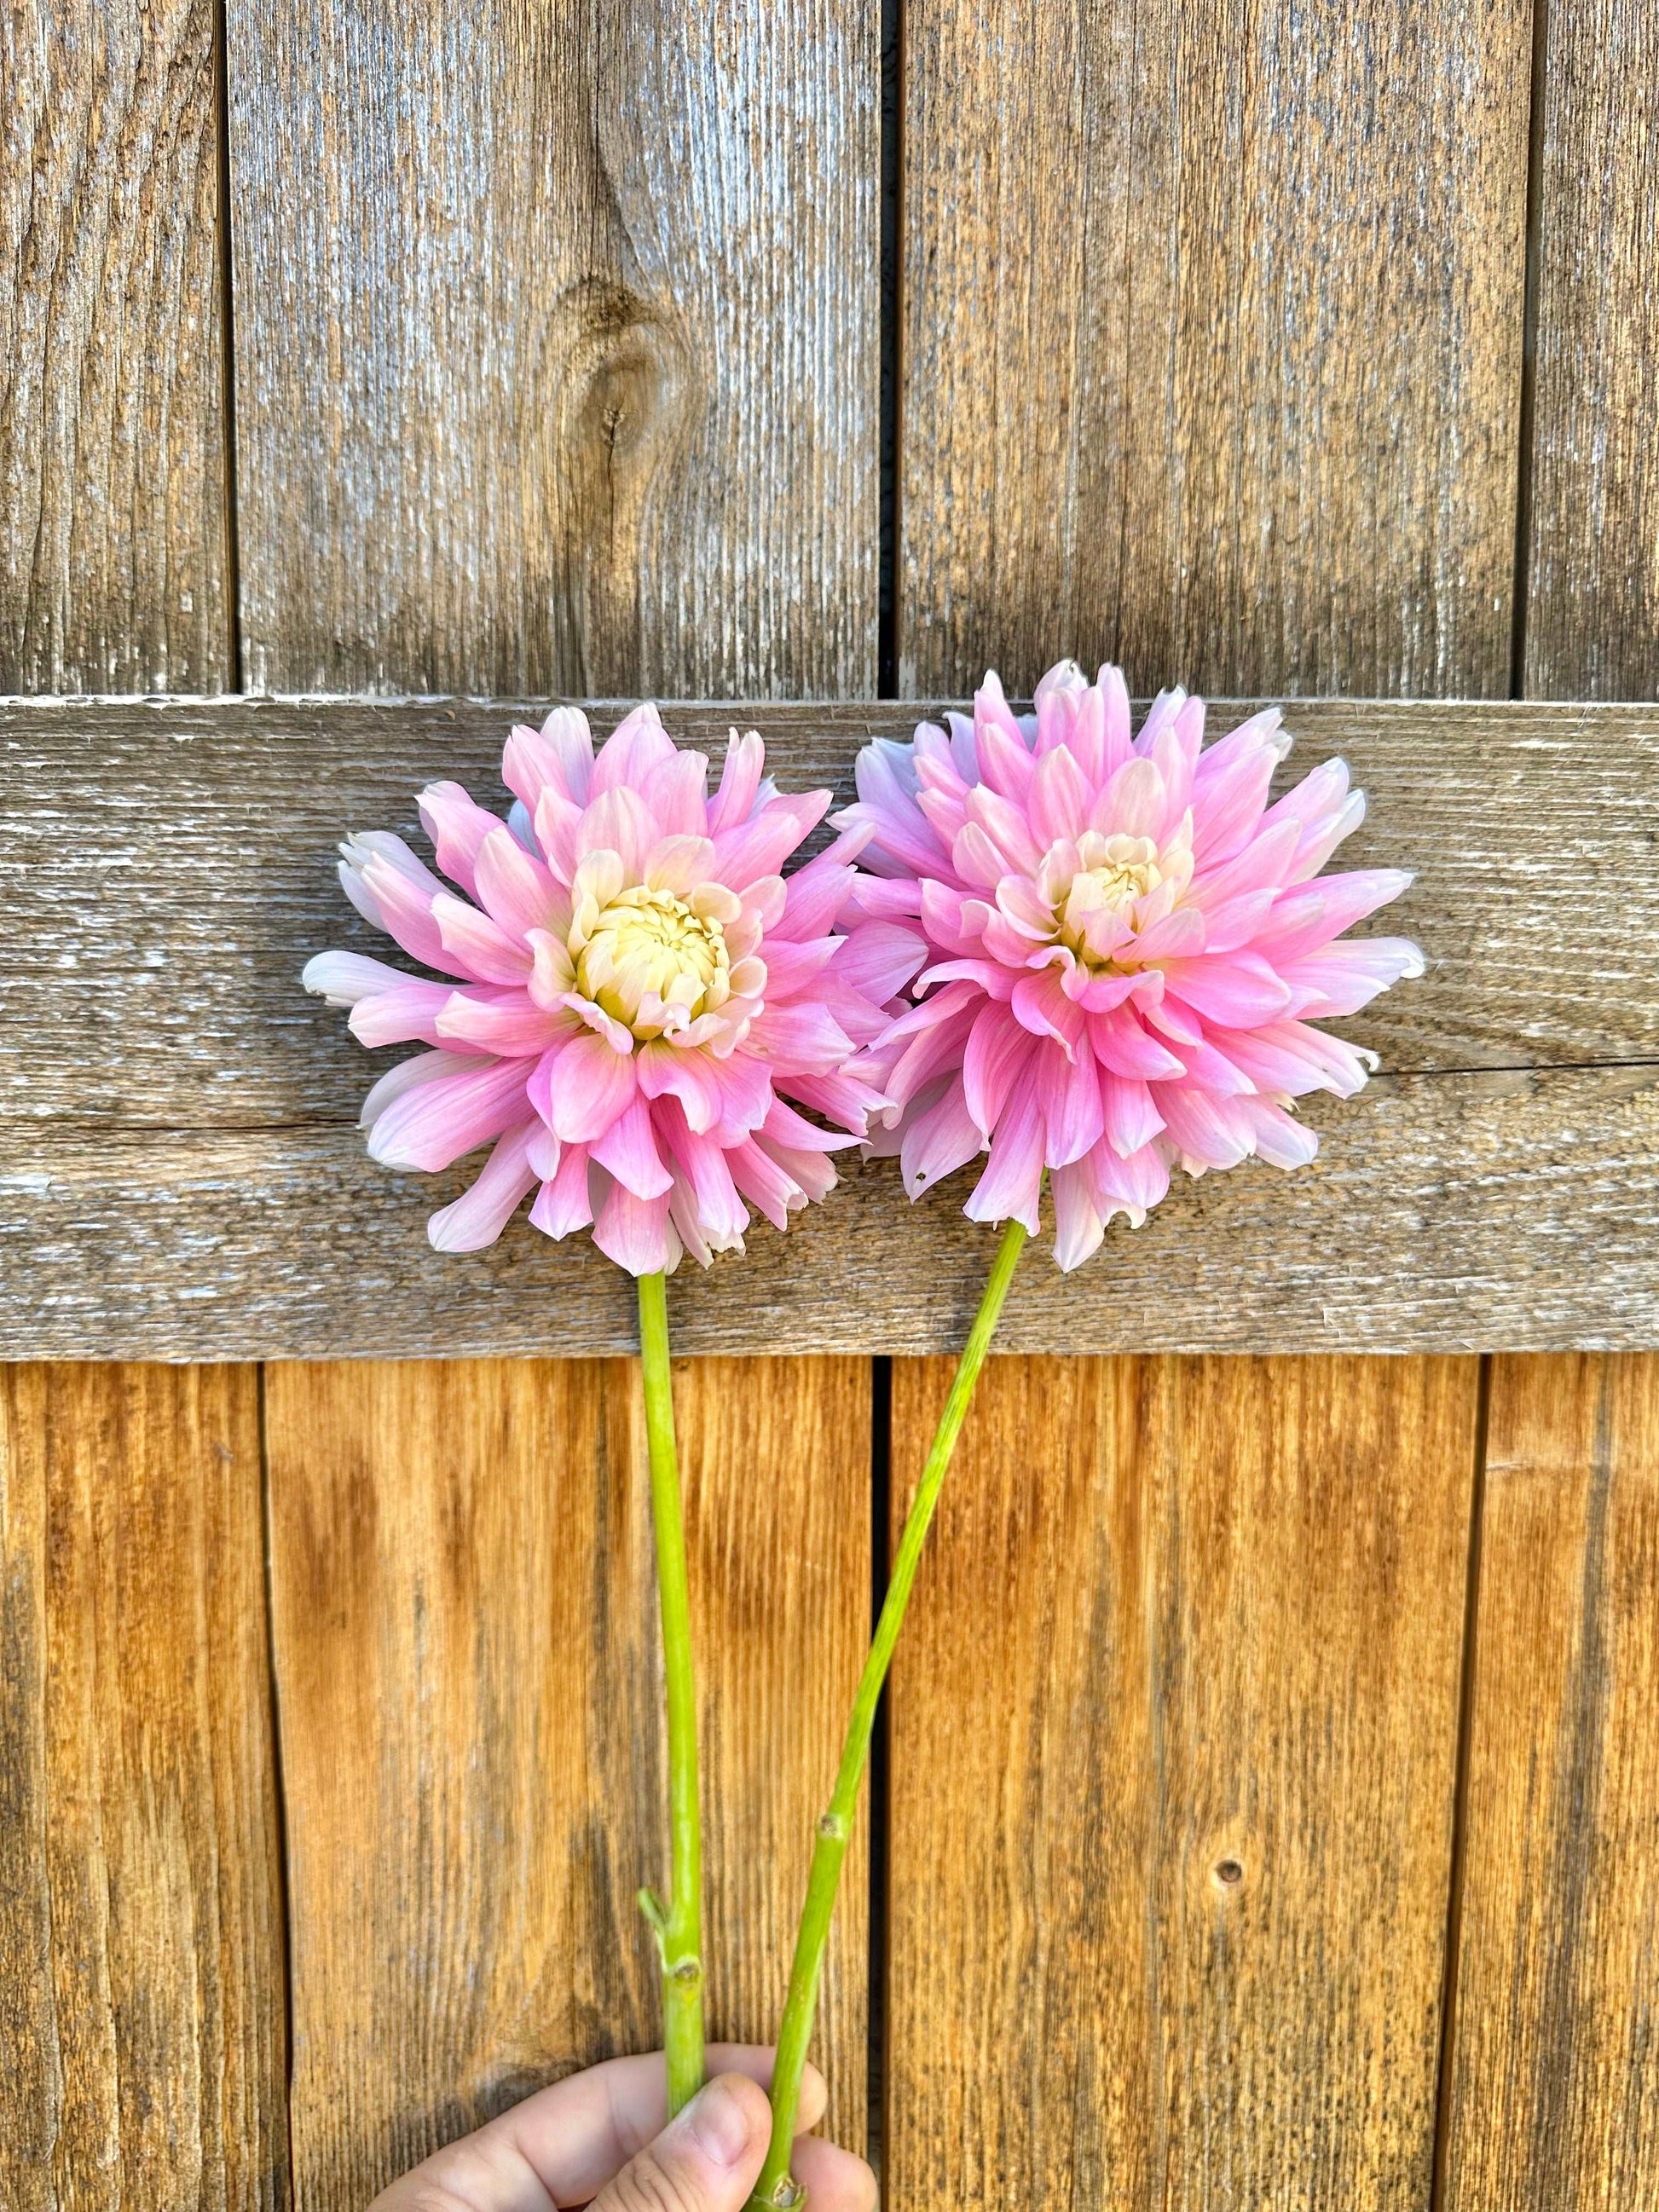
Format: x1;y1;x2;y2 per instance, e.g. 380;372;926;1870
367;2043;876;2210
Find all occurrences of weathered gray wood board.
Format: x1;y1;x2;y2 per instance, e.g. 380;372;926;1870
224;0;879;698
9;1064;1658;1360
1523;0;1659;698
1;0;231;693
5;693;1657;1357
899;0;1532;701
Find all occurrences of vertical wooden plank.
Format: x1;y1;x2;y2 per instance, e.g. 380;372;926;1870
886;1354;1478;2209
0;1365;287;2211
1;0;230;690
1522;3;1659;697
225;0;880;696
899;0;1532;699
1442;1355;1659;2205
265;1355;868;2208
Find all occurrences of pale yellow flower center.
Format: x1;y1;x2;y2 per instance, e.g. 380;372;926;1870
575;885;730;1039
1056;835;1165;965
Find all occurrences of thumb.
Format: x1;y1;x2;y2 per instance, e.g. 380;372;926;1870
592;2071;772;2212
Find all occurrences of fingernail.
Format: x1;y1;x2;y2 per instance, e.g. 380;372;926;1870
685;2078;754;2169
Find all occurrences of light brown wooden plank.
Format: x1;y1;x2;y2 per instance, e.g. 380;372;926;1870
899;0;1532;700
886;1354;1477;2209
6;695;1652;1146
0;0;230;691
0;1363;287;2209
1523;4;1659;697
224;2;879;698
1442;1354;1659;2205
265;1354;868;2206
8;1063;1657;1361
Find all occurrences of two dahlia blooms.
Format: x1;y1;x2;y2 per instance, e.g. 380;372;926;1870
304;663;1419;2203
305;662;1419;1267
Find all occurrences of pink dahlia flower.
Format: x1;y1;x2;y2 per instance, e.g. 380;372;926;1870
835;661;1423;1270
303;705;895;1275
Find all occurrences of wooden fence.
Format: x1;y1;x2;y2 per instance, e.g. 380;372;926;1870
3;3;1656;2208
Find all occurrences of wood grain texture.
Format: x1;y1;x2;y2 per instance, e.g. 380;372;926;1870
8;1063;1659;1360
265;1354;868;2207
1523;2;1659;697
1;0;229;691
1442;1354;1659;2206
0;1362;286;2209
224;0;878;698
899;0;1532;700
885;1354;1477;2209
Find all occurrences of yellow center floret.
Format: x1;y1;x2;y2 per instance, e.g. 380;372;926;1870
1056;834;1165;966
575;885;731;1040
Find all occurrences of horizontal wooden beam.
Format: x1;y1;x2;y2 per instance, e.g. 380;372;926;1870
4;696;1657;1356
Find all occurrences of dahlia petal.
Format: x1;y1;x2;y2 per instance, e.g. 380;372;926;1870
540;1029;639;1142
656;1106;751;1244
643;833;718;895
349;979;453;1048
964;784;1045;873
1130;905;1206;961
1155;1084;1255;1172
708;727;766;832
972;707;1036;802
1050;1160;1107;1270
1188;743;1278;866
592;1182;679;1275
745;1002;855;1076
761;1097;858;1154
1279;938;1425;1018
899;1079;985;1197
1101;1073;1165;1158
436;988;570;1056
356;852;465;974
1157;951;1292;1026
778;1067;891;1136
699;1047;777;1139
727;1138;806;1229
882;1000;980;1111
1041;1040;1106;1167
640;750;711;839
427;1122;540;1251
576;787;656;879
303;950;418;1008
916;956;1017;1002
713;792;830;887
760;935;845;998
358;1049;494;1130
830;921;928;1002
773;855;857;940
431;891;535;985
529;1142;596;1237
417;782;502;898
1250;868;1414;961
1199;888;1280;954
1289;792;1368;882
1086;1008;1186;1079
589;1096;673;1199
1094;754;1168;841
1097;664;1134;777
1240;1097;1321;1169
533;786;586;882
1188;817;1304;907
1011;969;1084;1057
367;1058;533;1172
636;1038;723;1132
963;1002;1037;1135
1028;744;1091;846
964;1086;1045;1234
505;711;594;813
590;702;674;798
754;1135;839;1204
1089;1132;1171;1223
474;825;567;939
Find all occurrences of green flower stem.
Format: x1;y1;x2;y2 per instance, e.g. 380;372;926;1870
749;1217;1030;2208
637;1270;705;2117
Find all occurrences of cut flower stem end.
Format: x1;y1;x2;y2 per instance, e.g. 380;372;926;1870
638;1269;706;2115
748;1216;1030;2206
